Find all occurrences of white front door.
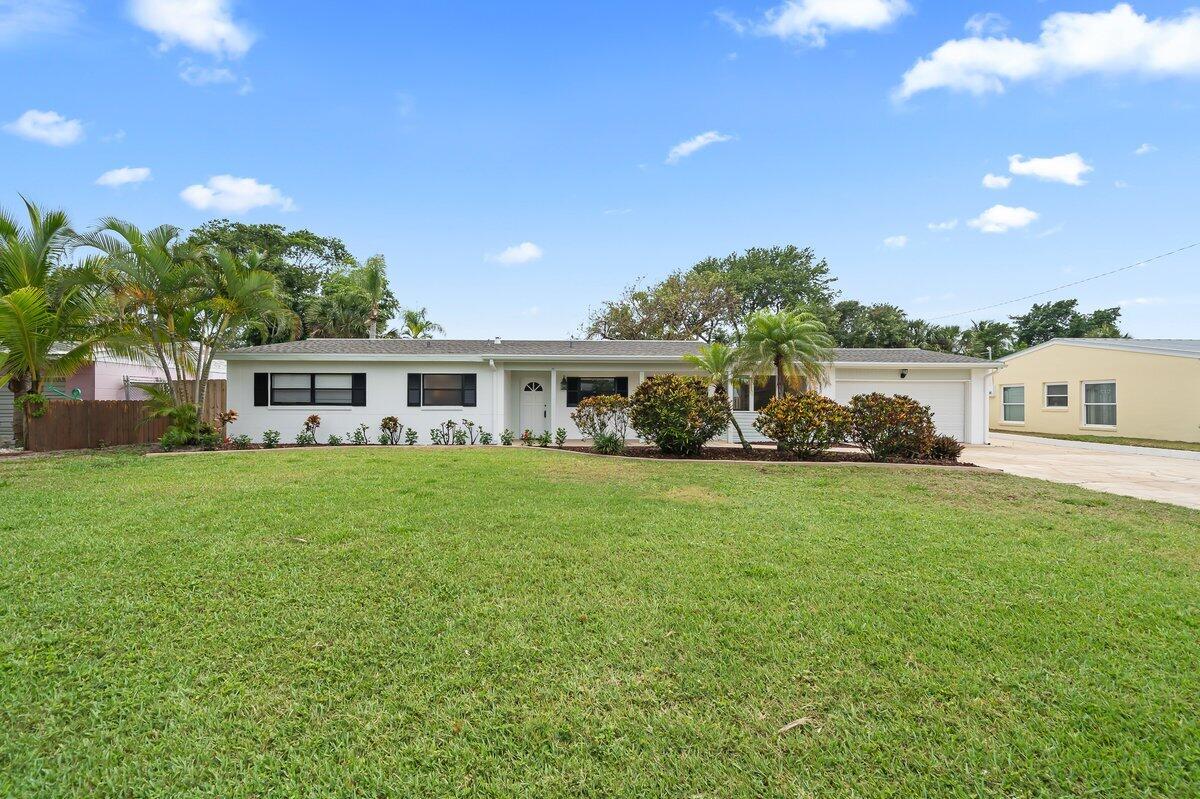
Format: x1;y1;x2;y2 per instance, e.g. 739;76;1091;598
519;380;548;434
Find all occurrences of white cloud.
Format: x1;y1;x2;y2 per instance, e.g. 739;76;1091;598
102;129;126;143
1114;179;1129;188
1134;142;1156;155
129;0;254;58
965;12;1008;37
3;109;83;146
490;242;543;265
1118;296;1165;306
179;175;294;213
755;0;911;47
883;234;907;248
982;173;1011;189
0;0;80;45
1008;152;1093;185
1037;223;1066;239
968;204;1038;233
178;61;251;93
897;3;1200;99
665;131;734;164
927;219;958;231
96;166;152;187
179;62;234;85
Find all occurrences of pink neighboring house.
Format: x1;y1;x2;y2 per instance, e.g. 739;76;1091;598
1;352;226;445
63;353;226;400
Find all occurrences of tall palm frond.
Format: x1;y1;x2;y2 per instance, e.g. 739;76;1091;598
739;309;833;398
684;341;752;450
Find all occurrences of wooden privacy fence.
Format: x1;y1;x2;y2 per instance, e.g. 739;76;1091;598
25;380;228;452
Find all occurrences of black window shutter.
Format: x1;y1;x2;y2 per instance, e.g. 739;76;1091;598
615;376;629;397
407;373;422;406
566;377;581;407
351;373;367;406
254;373;268;406
462;374;477;407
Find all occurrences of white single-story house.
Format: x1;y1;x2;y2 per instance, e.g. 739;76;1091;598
219;339;997;445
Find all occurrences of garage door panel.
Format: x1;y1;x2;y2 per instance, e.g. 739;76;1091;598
836;381;966;441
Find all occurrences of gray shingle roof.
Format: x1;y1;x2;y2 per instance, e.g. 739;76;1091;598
221;338;994;364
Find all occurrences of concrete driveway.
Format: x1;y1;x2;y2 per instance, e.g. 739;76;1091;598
965;434;1200;510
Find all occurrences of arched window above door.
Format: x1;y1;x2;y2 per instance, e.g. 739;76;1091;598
523;381;544;392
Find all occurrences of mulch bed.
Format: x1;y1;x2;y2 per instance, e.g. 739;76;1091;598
559;444;976;467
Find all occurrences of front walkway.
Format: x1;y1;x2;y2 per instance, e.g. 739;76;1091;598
966;434;1200;510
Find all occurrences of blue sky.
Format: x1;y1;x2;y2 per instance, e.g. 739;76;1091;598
3;1;1198;338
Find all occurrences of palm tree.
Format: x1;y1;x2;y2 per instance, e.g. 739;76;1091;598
0;199;86;446
78;219;204;404
962;319;1013;359
399;307;444;339
739;308;834;399
191;247;294;410
684;341;752;451
357;255;387;339
0;285;134;448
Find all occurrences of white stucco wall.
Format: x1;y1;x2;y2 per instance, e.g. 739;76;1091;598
227;359;498;444
225;358;995;446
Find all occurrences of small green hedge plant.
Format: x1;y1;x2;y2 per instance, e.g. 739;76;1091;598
629;374;728;457
754;392;850;457
848;392;936;461
571;394;630;454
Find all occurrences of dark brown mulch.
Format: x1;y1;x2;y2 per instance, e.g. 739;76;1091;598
559;444;975;467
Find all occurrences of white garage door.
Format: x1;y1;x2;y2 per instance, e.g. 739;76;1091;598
836;381;966;441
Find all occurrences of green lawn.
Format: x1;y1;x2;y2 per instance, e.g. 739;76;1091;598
1;448;1197;797
992;428;1200;452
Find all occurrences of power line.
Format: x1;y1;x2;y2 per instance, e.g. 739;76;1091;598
926;240;1200;321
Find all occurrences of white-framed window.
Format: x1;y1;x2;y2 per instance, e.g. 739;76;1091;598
1044;383;1068;408
1001;385;1025;422
1083;381;1116;427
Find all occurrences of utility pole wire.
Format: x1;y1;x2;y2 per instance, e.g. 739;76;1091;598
926;241;1200;321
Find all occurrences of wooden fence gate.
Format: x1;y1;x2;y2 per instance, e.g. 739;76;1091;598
24;380;227;452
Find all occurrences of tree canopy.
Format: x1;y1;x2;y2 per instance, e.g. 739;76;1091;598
581;243;1125;357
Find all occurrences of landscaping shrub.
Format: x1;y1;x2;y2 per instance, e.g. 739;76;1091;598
928;434;964;462
479;430;494;445
536;430;552;447
500;429;514;446
327;434;343;446
196;423;221;451
848;392;936;461
452;428;468;445
351;424;370;445
380;416;402;445
231;434;252;450
158;427;190;452
295;430;317;446
519;429;534;446
262;429;280;448
753;392;850;457
628;374;728;457
404;428;418;445
571;394;630;454
554;428;567;448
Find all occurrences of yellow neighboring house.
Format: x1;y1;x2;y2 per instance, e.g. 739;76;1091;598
989;338;1200;443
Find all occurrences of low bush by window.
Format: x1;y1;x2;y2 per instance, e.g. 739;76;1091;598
570;394;630;454
753;392;850;457
848;392;936;461
628;374;728;457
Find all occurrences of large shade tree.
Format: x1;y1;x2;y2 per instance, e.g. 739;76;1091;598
739;309;834;398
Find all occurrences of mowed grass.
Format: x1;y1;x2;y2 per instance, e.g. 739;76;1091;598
0;449;1197;798
993;428;1200;453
